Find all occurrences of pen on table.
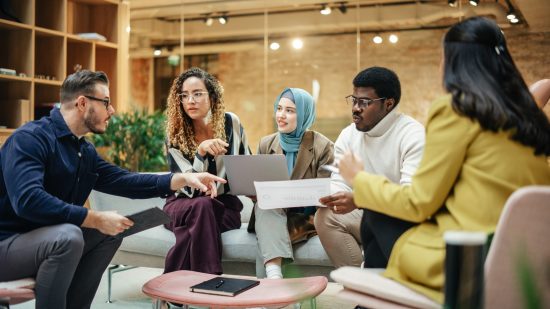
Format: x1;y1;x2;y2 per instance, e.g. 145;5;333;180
320;164;339;174
215;279;225;288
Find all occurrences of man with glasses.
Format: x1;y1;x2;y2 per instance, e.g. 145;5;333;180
315;66;425;268
0;70;226;308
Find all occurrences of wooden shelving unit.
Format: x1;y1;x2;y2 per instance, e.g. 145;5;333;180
0;0;128;146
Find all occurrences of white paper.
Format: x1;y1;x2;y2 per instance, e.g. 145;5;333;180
254;178;330;209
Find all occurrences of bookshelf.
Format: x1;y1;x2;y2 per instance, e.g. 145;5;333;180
0;0;129;146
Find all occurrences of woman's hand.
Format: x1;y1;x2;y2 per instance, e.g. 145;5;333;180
198;139;229;157
171;172;227;198
339;151;364;185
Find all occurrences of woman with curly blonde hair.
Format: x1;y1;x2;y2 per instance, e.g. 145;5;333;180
163;67;251;275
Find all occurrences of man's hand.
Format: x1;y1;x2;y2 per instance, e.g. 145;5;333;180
339;151;364;185
319;191;356;214
82;210;134;236
198;138;229;157
171;172;227;198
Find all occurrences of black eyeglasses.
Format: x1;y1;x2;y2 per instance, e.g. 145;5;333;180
345;95;386;109
84;95;111;109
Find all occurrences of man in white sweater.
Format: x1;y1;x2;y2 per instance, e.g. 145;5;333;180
315;67;425;268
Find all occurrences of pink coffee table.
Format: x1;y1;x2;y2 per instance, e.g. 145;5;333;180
142;270;328;309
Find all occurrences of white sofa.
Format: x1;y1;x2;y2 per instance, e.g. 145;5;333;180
88;190;334;301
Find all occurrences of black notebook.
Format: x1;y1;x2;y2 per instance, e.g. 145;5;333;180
115;207;171;239
189;276;260;297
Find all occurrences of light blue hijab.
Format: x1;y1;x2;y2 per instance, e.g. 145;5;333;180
275;88;316;175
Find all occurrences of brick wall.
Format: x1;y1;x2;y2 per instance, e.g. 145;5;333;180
130;28;550;149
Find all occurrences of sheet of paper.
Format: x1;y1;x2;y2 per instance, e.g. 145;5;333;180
254;178;330;209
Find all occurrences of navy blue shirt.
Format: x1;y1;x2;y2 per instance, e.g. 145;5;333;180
0;108;174;241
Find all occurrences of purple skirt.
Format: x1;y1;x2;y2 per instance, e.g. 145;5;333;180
163;194;242;274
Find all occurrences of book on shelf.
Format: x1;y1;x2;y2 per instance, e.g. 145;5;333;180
0;99;31;129
190;276;260;297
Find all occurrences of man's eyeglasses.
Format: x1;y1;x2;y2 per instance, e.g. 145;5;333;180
178;91;209;103
345;95;386;109
84;95;111;109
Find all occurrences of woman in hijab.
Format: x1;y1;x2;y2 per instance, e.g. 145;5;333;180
253;87;334;279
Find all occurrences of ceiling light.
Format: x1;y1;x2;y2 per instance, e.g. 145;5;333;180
218;15;228;25
389;34;398;44
125;26;131;33
205;17;214;26
469;0;479;6
338;2;347;14
510;17;519;24
292;38;303;50
153;48;162;56
448;0;457;7
320;4;332;15
506;11;516;20
373;34;383;44
270;42;280;50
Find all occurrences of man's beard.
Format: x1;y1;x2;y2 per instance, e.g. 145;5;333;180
84;108;107;134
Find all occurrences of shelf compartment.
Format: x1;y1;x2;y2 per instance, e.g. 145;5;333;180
0;0;33;25
34;84;61;120
95;46;117;109
67;38;94;76
0;79;32;129
35;0;65;31
35;31;65;82
0;25;32;78
68;0;118;44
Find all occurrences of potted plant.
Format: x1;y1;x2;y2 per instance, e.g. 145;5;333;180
91;110;168;172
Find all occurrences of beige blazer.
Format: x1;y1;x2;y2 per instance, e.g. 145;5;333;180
257;130;334;180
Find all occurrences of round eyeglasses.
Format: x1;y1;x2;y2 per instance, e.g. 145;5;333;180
345;95;386;109
178;91;209;103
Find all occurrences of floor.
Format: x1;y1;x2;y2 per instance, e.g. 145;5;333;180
11;267;357;309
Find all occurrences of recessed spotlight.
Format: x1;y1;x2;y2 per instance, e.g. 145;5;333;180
270;42;280;50
205;17;214;26
218;15;228;25
320;4;332;15
292;38;303;50
153;49;162;56
469;0;479;6
389;34;398;44
510;17;519;24
448;0;457;7
373;34;383;44
125;26;131;33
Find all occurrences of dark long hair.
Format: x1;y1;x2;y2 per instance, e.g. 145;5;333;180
443;17;550;155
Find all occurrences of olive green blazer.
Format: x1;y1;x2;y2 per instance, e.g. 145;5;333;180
352;95;550;303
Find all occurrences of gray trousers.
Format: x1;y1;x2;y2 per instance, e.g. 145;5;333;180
254;205;293;277
0;223;122;309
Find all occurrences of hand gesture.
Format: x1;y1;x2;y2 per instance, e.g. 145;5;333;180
83;210;134;236
319;191;356;214
171;172;227;198
339;151;364;185
198;138;229;157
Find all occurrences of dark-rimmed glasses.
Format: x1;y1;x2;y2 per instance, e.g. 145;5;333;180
345;95;386;109
84;95;111;109
178;91;209;103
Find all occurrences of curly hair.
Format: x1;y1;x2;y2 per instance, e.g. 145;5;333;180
165;67;226;158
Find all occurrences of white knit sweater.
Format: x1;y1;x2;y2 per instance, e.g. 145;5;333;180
331;108;425;193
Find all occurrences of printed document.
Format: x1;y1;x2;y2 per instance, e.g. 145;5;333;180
254;178;330;209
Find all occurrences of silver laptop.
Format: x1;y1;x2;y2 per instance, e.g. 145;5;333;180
222;154;290;195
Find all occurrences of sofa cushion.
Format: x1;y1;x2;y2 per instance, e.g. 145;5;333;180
89;190;332;269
